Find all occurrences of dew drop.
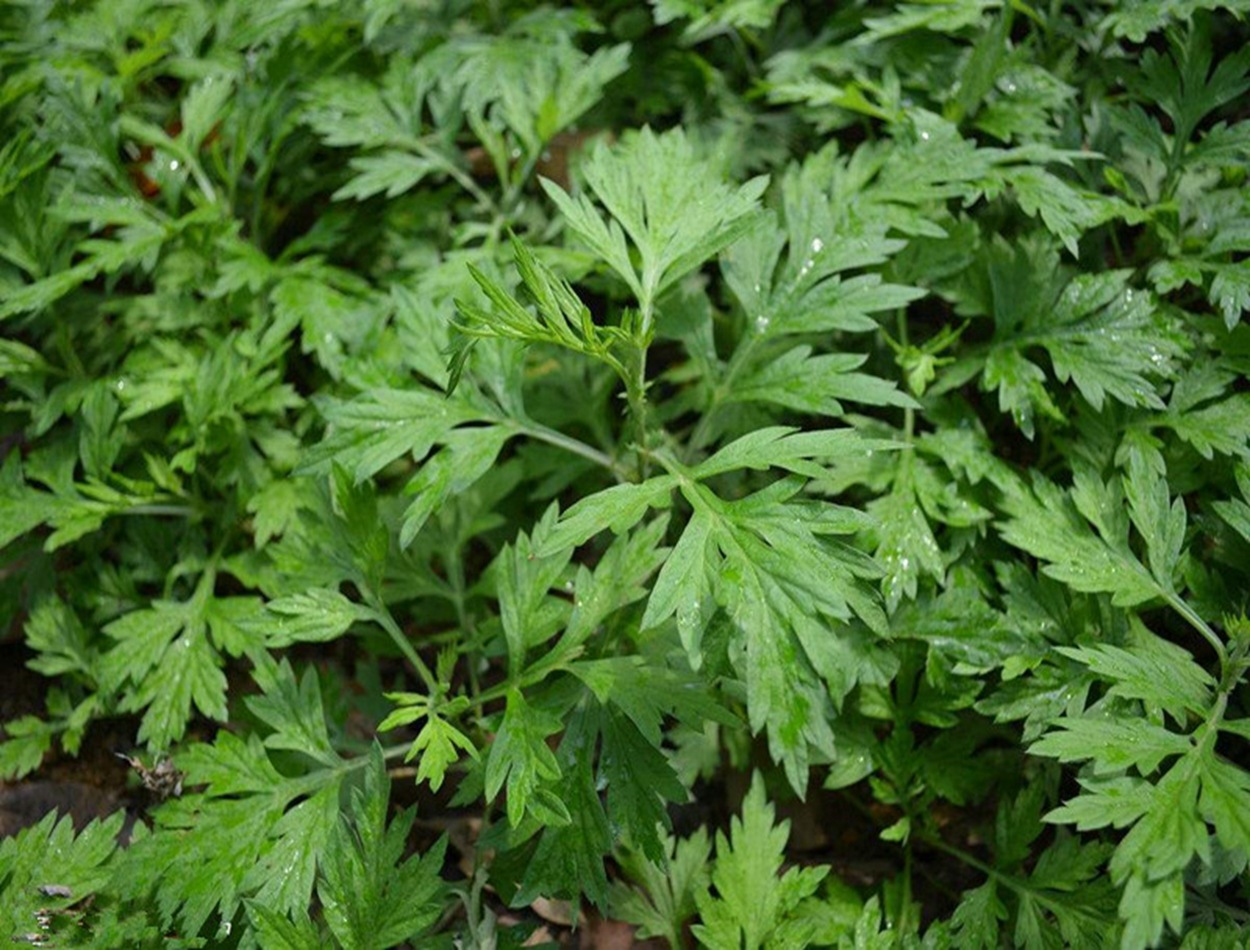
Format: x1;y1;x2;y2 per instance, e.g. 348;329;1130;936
810;237;824;254
754;314;771;333
919;131;931;142
114;378;128;392
168;159;180;171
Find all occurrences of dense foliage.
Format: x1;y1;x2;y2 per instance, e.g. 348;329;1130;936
2;1;1250;947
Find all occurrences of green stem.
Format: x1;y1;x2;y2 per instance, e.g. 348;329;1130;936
897;307;916;450
365;592;439;694
471;654;576;710
124;503;198;518
417;141;497;213
446;543;482;699
379;742;412;762
188;156;218;206
1166;592;1227;668
511;419;628;482
498;149;543;219
900;834;915;932
626;343;652;478
921;834;1111;928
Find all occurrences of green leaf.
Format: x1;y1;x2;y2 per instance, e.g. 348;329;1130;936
438;30;629;156
950;881;1007;950
455;238;626;375
1123;454;1187;587
1056;637;1213;725
485;688;567;829
870;475;947;613
0;455;52;549
246;785;343;922
1199;757;1250;857
251;588;375;648
515;712;613;909
122;666;348;936
550;517;671;660
640;470;887;791
333;152;439;201
610;828;712;947
246;902;332;950
725;346;916;418
1209;264;1250;330
0;715;55;781
598;705;687;863
692;773;830;950
542;126;767;315
997;470;1164;607
999;166;1112;256
24;594;99;680
399;425;513;546
0;812;125;940
1159;392;1250;458
300;388;489;483
536;477;678;554
571;656;733;746
318;746;449;950
974;238;1184;432
407;713;478;792
494;526;573;677
641;507;713;637
379;691;477;792
247;479;307;548
246;662;346;769
692;426;894;480
100;596;228;750
1030;718;1191;775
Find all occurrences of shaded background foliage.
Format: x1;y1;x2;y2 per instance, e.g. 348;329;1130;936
1;0;1250;947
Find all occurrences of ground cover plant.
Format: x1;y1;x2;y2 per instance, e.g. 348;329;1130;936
1;0;1249;946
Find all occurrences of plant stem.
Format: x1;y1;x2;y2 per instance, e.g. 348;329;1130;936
366;592;439;694
1166;592;1227;667
920;833;1111;928
625;343;652;479
418;140;498;213
511;419;628;481
896;308;917;489
124;503;199;518
446;542;481;698
498;148;542;220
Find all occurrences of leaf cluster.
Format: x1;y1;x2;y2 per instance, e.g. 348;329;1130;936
2;1;1250;947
